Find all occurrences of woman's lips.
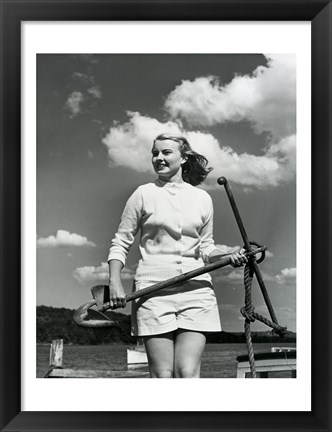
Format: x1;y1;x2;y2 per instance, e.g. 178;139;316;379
155;163;167;169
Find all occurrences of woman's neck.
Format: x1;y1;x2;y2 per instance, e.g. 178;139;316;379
158;171;184;184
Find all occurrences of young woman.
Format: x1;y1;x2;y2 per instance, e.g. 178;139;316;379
107;133;247;378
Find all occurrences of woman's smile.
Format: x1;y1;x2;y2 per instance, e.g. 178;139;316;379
155;162;168;170
151;139;185;181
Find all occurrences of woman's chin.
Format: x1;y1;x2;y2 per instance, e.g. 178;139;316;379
155;168;168;176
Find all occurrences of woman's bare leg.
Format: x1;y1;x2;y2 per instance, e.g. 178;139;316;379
174;329;206;378
143;332;175;378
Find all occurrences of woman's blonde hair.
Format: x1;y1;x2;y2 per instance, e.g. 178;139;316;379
153;133;213;186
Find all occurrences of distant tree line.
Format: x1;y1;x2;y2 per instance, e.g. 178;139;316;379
37;305;135;345
37;306;296;345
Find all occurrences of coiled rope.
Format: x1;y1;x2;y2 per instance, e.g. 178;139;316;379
240;258;288;378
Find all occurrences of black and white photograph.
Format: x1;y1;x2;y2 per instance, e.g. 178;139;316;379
37;53;297;379
2;5;332;430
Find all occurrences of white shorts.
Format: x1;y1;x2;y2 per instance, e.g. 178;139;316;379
131;279;222;336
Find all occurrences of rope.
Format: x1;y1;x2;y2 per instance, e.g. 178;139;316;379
240;260;288;378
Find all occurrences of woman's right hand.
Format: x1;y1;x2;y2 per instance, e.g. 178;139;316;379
109;280;126;309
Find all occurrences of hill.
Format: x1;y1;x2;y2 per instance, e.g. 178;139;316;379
37;306;296;345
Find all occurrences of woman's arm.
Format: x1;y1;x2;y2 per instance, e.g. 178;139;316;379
107;187;143;309
107;187;143;266
108;259;126;309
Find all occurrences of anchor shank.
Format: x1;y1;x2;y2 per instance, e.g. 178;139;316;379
218;177;252;251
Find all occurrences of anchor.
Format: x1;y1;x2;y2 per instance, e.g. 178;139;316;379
73;245;266;328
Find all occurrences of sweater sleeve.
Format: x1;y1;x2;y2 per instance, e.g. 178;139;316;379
107;187;143;266
200;193;220;263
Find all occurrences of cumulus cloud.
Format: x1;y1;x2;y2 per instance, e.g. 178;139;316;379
276;267;296;285
101;55;296;188
102;111;183;172
73;262;135;285
87;86;102;99
185;131;296;187
37;230;96;248
64;91;85;118
102;111;295;188
258;267;296;286
212;252;295;287
64;72;102;118
164;54;296;141
72;72;92;83
73;262;108;285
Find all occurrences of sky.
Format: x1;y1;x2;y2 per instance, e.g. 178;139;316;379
37;53;296;333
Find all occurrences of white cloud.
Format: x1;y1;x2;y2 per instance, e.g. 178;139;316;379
276;267;296;285
64;91;84;118
72;72;91;82
260;267;296;286
165;54;296;141
87;86;102;99
72;72;102;99
64;72;102;118
102;112;295;188
73;262;135;285
37;230;96;248
161;55;296;187
102;111;183;172
73;262;108;285
213;257;295;287
72;73;101;97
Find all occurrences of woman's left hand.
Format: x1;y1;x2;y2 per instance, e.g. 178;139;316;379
230;248;248;267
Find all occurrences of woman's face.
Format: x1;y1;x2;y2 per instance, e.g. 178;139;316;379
151;139;186;181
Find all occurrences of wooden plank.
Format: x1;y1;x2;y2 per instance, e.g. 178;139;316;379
48;368;150;378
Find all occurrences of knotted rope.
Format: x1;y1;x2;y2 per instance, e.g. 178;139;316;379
240;256;288;378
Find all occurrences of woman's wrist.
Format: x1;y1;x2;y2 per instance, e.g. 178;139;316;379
109;275;122;284
208;249;226;263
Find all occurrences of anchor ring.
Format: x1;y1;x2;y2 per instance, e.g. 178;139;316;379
246;241;266;264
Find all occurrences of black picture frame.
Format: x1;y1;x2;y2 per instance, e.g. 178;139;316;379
1;1;331;431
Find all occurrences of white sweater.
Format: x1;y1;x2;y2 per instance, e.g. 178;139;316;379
107;179;219;285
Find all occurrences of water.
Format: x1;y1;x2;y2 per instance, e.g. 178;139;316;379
37;342;296;378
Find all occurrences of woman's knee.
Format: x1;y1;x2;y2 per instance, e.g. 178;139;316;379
174;364;201;378
149;367;174;378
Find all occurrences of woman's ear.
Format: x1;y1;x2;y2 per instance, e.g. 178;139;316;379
181;156;188;165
